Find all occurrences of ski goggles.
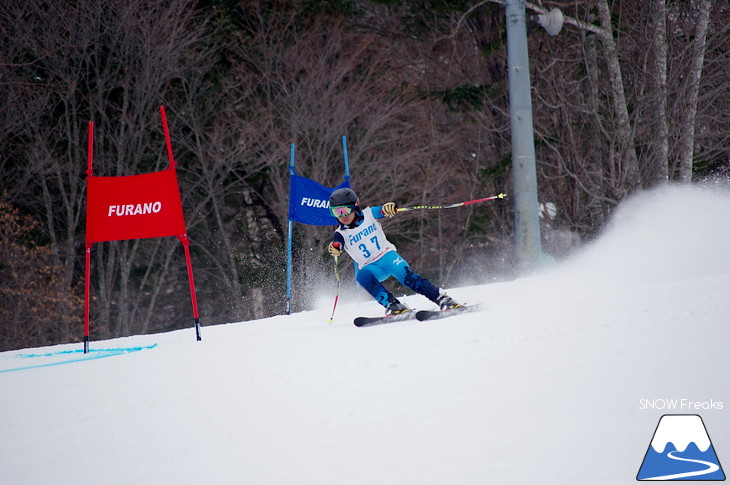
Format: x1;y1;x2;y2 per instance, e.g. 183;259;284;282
330;204;355;218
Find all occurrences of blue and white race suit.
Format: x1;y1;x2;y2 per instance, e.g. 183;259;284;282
336;206;395;269
333;206;440;308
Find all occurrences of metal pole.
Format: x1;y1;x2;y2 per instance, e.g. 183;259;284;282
505;0;543;274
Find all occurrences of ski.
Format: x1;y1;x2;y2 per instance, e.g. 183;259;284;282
415;303;483;322
354;310;417;327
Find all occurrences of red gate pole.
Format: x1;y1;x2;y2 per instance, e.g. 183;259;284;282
83;244;92;353
161;107;202;341
159;106;176;168
177;235;202;341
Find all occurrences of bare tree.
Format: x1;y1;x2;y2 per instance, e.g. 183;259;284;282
650;0;669;184
675;0;713;182
220;4;469;306
0;0;215;339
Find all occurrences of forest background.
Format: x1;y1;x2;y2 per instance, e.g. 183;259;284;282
1;0;728;351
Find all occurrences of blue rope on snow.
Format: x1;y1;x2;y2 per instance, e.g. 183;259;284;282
0;344;158;373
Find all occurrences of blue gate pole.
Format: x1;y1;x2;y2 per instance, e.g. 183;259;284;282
286;143;296;314
341;136;359;286
341;136;351;183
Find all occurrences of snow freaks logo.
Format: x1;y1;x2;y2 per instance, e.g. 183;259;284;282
637;414;726;481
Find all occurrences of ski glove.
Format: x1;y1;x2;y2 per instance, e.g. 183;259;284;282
382;202;398;218
328;241;342;257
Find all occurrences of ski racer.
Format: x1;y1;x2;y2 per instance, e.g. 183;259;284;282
327;187;462;315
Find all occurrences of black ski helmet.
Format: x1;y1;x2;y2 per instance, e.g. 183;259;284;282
330;188;358;207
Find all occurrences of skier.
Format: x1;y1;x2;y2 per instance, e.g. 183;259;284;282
327;187;462;315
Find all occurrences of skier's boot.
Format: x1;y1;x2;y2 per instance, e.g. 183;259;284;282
385;300;409;315
437;292;462;310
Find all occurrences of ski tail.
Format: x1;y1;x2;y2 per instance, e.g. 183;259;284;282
415;303;483;322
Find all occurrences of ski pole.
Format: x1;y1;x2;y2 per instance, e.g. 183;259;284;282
328;243;342;325
396;193;506;212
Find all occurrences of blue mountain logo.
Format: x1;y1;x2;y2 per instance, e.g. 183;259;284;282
637;414;725;481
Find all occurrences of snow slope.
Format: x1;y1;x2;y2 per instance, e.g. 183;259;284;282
2;185;729;484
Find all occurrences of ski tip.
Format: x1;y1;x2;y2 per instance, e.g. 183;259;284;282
353;318;369;327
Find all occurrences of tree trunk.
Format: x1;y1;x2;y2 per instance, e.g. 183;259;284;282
580;34;604;224
596;0;641;195
650;0;669;184
676;0;713;183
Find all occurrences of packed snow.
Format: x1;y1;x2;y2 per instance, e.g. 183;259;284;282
2;185;729;484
